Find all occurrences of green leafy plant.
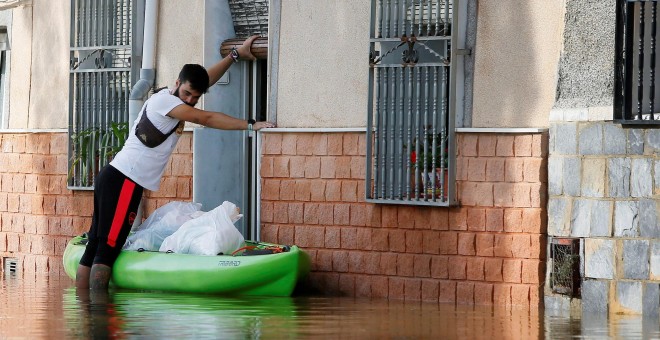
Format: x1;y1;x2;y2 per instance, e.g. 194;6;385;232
409;132;448;169
99;122;129;161
68;127;100;186
68;122;129;186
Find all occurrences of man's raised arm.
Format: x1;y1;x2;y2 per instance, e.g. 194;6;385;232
207;35;259;86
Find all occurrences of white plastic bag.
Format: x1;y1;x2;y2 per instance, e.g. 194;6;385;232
159;201;245;255
123;201;203;251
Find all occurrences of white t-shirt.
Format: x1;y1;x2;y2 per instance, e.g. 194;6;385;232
110;88;185;191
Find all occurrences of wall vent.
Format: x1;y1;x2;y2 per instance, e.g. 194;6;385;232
550;238;581;298
3;257;18;277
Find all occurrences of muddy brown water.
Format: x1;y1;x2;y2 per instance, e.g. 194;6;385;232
0;273;658;339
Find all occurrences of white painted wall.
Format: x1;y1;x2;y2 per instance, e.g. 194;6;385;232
0;11;13;129
273;0;563;129
275;0;370;128
471;1;564;128
27;0;69;129
7;3;32;129
5;0;69;129
155;0;204;89
4;0;563;130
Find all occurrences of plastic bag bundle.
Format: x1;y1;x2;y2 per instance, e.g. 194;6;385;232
159;201;245;255
123;201;203;251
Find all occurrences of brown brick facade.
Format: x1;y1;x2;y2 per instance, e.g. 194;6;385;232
260;132;548;308
0;132;193;278
0;130;547;308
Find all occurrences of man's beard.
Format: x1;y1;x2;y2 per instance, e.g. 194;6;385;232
173;86;196;107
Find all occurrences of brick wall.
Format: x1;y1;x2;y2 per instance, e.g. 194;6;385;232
0;130;548;308
0;132;193;278
260;132;548;308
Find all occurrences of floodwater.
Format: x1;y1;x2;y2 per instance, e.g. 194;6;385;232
1;274;659;339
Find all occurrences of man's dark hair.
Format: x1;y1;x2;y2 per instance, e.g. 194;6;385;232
178;64;210;93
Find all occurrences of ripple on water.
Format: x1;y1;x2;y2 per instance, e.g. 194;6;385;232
1;274;660;339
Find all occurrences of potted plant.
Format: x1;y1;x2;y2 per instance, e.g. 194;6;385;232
409;132;448;198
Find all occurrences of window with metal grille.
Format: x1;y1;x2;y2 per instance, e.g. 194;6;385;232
366;0;460;206
68;0;140;188
550;237;581;298
615;0;660;124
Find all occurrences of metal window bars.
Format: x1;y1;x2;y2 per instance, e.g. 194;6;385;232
366;0;456;206
550;237;581;298
615;0;660;123
68;0;136;188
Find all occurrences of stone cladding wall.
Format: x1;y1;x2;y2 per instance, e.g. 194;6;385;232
546;120;660;315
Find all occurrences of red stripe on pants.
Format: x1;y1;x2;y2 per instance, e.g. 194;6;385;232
107;179;136;247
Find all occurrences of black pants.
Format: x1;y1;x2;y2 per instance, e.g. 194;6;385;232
79;165;143;267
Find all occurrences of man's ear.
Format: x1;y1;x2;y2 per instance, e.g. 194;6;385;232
175;79;181;87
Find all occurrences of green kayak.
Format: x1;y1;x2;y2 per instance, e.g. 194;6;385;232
63;235;311;296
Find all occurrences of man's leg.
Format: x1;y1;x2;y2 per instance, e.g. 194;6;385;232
89;264;113;290
78;165;102;289
75;265;91;289
83;165;143;291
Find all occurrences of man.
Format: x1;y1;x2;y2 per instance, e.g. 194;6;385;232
76;36;273;290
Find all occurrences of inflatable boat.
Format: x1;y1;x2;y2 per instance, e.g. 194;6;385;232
62;235;311;296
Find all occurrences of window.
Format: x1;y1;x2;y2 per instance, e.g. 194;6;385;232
366;0;461;206
68;0;139;188
615;0;660;123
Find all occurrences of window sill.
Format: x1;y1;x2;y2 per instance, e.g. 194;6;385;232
614;119;660;127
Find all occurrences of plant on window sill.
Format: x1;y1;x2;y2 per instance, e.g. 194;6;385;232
405;131;449;198
407;132;448;170
99;122;129;161
68;122;129;187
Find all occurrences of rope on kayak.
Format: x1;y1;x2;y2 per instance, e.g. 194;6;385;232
230;245;287;256
231;245;258;256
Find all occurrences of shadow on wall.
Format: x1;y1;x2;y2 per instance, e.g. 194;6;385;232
472;1;561;128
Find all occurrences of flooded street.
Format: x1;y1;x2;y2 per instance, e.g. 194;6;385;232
0;273;659;339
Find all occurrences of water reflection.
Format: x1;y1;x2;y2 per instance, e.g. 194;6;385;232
67;289;299;339
2;274;660;339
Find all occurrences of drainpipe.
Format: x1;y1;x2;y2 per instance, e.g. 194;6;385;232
129;0;158;127
129;0;158;228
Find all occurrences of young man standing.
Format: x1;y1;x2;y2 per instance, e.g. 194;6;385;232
75;36;273;290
